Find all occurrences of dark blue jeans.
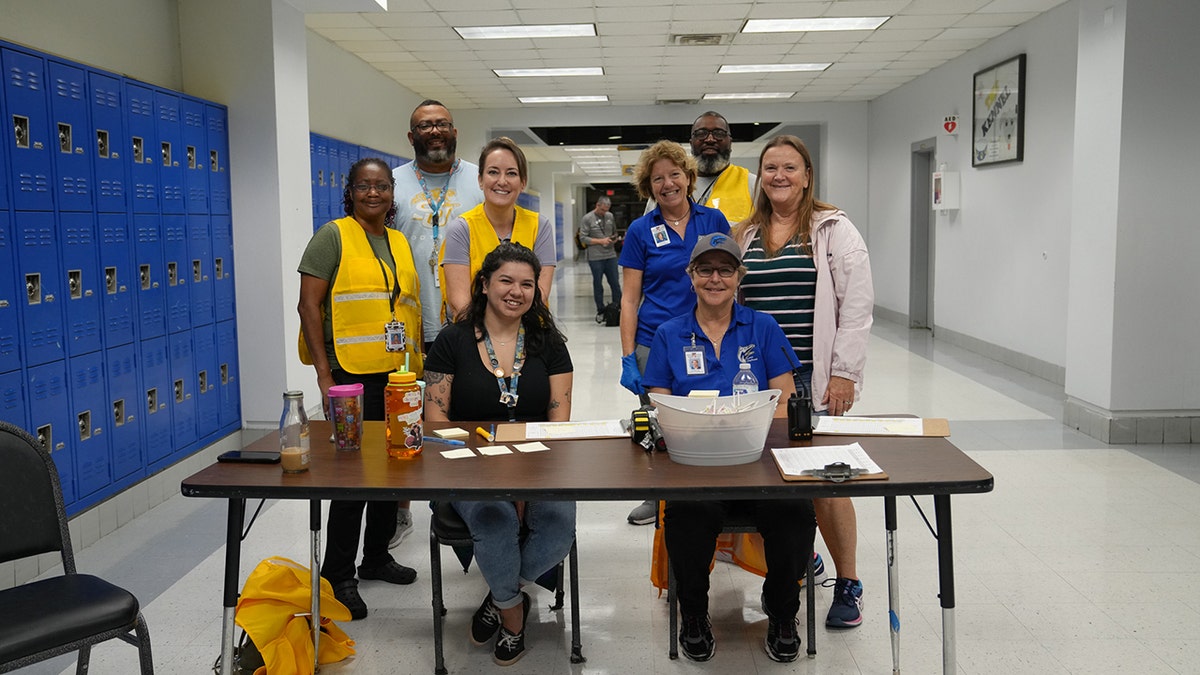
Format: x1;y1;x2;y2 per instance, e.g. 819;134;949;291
588;257;621;314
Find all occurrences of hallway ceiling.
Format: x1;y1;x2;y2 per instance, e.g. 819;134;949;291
302;0;1066;175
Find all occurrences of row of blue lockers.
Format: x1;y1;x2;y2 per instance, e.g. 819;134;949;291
310;132;406;228
0;208;235;371
0;321;241;515
1;42;230;216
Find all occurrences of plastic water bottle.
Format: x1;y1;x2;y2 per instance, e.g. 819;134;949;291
732;362;759;405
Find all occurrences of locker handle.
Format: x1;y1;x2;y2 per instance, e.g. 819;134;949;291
147;388;158;414
187;145;197;169
113;399;126;427
58;123;72;154
13;115;30;149
140;264;152;291
133;136;144;164
97;129;110;158
68;270;82;299
106;267;118;295
77;411;91;441
26;274;41;305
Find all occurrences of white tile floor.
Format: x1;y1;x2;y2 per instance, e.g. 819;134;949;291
25;257;1200;674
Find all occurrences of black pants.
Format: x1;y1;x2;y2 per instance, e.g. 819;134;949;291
320;370;398;584
665;499;816;620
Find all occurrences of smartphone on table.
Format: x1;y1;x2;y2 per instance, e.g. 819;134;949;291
217;450;280;464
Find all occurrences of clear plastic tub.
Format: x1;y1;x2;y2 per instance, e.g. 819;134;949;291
648;389;782;466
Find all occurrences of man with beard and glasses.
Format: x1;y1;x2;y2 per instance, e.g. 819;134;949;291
389;100;483;551
640;111;757;226
392;100;484;354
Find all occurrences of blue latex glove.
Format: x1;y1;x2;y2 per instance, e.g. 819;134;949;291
620;352;644;395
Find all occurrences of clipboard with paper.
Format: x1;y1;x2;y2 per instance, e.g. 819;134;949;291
769;442;888;482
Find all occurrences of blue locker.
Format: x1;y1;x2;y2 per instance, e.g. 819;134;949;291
139;336;171;463
3;48;54;211
0;211;21;372
188;214;213;326
15;210;65;366
0;369;25;428
193;324;219;440
69;351;109;499
212;214;234;322
0;92;7;212
47;61;92;213
28;361;74;504
88;70;127;213
97;213;135;347
155;90;184;214
168;330;196;452
133;213;165;338
311;133;328;218
162;214;190;333
181;97;209;214
215;319;240;431
124;82;158;214
335;141;352;218
105;343;141;480
60;211;102;356
205;104;230;215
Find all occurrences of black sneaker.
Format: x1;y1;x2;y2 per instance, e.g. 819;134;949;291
357;560;417;585
493;626;526;666
332;579;367;620
679;613;715;662
595;312;605;325
470;593;502;646
764;614;800;662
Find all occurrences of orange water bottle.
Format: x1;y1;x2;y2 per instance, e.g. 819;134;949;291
385;370;422;458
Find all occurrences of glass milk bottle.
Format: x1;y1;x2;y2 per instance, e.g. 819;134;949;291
279;390;310;472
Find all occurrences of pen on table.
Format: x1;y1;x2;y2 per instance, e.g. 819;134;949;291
423;436;465;446
476;426;495;443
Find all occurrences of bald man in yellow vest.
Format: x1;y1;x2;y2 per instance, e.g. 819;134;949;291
640;111;757;225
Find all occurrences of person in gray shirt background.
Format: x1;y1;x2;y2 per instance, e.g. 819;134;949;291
578;196;622;323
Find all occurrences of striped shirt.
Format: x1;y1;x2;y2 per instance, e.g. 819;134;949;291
740;234;817;366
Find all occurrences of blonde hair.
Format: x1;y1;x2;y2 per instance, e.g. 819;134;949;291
734;135;836;257
632;140;697;201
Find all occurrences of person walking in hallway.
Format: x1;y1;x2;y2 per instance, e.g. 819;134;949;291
579;196;622;323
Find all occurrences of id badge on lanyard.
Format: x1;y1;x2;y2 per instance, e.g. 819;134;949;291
684;345;706;376
384;320;406;352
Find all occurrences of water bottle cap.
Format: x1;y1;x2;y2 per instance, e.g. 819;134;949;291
389;371;417;384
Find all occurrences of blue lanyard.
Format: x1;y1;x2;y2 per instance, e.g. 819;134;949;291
483;324;526;422
412;159;460;241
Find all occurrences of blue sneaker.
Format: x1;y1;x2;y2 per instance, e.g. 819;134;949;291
810;552;827;586
826;577;863;628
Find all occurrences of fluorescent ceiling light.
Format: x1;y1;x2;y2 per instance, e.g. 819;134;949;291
456;24;596;40
743;17;889;33
496;67;603;78
703;92;794;100
719;63;830;74
519;95;609;103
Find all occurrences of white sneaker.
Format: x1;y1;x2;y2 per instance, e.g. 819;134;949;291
388;508;413;550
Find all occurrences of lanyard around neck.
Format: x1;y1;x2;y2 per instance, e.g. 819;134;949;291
483;323;526;422
372;242;401;319
413;159;460;241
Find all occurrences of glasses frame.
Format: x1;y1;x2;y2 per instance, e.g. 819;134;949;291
691;128;730;141
691;264;738;279
350;183;394;194
411;120;454;134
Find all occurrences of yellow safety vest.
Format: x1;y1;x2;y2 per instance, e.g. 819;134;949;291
302;217;423;376
438;204;540;313
705;165;753;224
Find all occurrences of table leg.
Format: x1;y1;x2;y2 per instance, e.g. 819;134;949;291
934;494;955;674
219;498;245;675
884;496;900;674
311;499;322;673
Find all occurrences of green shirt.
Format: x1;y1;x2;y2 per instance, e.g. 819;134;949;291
740;234;817;366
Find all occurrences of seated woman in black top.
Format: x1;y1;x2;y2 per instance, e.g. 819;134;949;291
424;242;573;667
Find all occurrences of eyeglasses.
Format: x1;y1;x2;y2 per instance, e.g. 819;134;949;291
691;128;730;141
692;264;737;278
411;120;454;133
351;183;393;194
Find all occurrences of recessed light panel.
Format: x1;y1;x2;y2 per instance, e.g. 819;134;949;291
742;17;889;33
495;67;604;77
719;63;831;74
456;24;596;40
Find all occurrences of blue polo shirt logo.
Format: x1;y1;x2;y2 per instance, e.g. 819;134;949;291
738;344;758;363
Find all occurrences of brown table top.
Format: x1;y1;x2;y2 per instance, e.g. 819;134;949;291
182;419;992;502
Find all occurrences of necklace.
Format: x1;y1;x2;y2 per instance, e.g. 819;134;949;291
665;208;690;229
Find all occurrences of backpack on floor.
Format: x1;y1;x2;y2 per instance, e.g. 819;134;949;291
603;302;620;327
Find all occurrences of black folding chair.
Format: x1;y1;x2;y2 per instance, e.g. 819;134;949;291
0;421;154;674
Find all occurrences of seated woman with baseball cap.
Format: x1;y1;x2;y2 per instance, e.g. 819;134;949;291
641;233;817;663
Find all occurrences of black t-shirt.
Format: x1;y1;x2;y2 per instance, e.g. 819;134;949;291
425;322;572;422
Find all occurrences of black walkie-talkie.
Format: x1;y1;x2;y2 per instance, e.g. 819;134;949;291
783;347;812;440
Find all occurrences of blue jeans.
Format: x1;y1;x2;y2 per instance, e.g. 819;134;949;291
451;500;576;609
588;257;621;314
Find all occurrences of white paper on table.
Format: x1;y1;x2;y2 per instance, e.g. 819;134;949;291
514;441;549;453
814;416;925;436
440;448;476;459
769;442;883;477
477;445;513;456
522;419;628;440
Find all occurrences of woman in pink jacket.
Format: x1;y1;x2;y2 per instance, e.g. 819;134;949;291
733;134;874;630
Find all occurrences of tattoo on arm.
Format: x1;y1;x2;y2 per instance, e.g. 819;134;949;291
425;371;447;386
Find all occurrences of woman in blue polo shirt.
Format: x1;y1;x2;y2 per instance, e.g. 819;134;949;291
617;141;730;400
641;233;817;664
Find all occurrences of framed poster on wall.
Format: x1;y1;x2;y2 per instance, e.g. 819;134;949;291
972;54;1025;167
